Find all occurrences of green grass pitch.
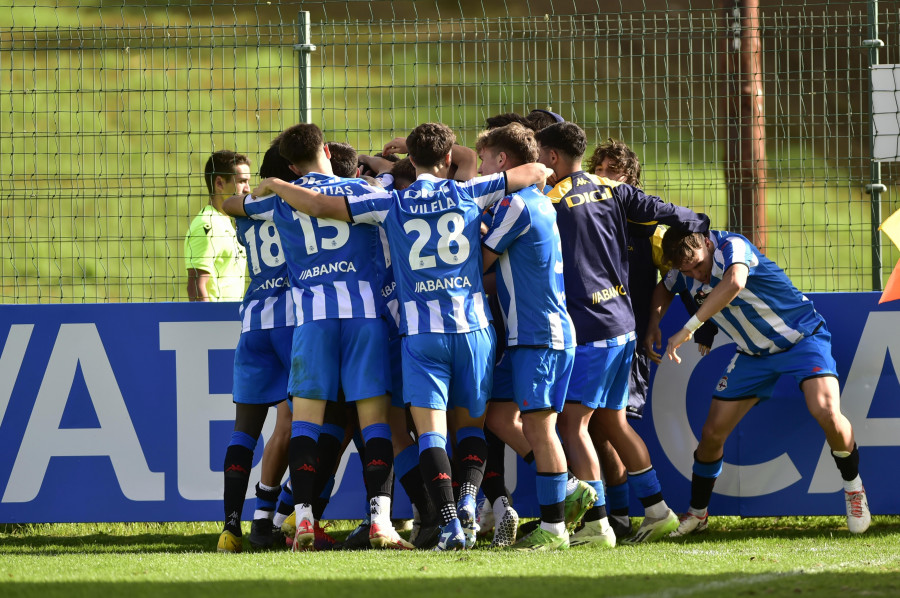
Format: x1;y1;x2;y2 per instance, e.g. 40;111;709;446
2;517;899;598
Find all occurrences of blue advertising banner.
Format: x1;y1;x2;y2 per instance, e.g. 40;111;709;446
0;294;897;523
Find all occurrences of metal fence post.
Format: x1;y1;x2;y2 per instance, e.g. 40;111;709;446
294;11;316;124
865;0;887;291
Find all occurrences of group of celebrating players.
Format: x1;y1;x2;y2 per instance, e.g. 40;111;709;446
196;108;870;553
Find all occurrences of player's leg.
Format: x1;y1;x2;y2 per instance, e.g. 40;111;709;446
445;326;497;549
510;344;576;551
286;320;338;550
341;317;412;549
249;399;292;550
592;435;632;539
220;328;289;553
669;395;758;537
792;330;869;533
480;353;524;541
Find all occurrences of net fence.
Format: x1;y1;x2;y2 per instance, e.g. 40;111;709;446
1;0;899;302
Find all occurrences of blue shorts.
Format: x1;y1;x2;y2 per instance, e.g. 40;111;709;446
289;318;389;402
566;333;636;410
713;328;838;401
401;327;496;417
509;346;574;413
233;327;293;406
388;335;405;409
490;350;515;402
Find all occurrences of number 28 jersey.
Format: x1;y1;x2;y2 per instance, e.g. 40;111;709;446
347;172;509;336
243;172;383;324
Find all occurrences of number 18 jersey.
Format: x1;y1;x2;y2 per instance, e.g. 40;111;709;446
347;172;508;336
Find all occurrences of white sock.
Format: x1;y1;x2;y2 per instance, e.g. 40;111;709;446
273;512;288;528
644;500;669;519
294;503;313;522
540;520;567;536
565;476;578;496
370;495;392;525
252;509;274;521
688;506;708;518
258;482;281;493
492;495;509;519
411;504;421;524
843;475;863;493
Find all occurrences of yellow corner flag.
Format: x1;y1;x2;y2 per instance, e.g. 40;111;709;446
878;209;900;304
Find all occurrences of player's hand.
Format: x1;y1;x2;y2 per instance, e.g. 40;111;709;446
253;177;282;198
697;343;711;357
545;169;559;189
666;328;693;364
382;137;408;156
646;325;663;364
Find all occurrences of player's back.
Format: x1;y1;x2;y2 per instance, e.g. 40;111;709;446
482;185;575;349
234;215;294;331
385;173;506;335
249;172;383;323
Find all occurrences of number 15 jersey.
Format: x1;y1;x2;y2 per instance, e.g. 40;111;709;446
347;172;509;336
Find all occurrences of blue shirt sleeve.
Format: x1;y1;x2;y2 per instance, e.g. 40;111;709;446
716;236;759;276
242;194;278;220
456;172;508;209
482;193;531;255
344;183;394;225
663;268;689;294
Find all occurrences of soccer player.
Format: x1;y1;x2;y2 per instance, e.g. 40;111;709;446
224;124;411;551
216;142;294;553
185;150;250;301
647;227;871;536
585;138;719;538
535;122;709;544
477;123;578;550
252;122;550;550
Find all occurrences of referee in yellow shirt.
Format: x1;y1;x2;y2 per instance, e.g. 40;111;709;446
185;150;251;301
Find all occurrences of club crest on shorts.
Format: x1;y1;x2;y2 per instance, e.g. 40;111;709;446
716;375;728;392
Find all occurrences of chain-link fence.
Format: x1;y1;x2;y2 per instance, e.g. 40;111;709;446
2;0;898;303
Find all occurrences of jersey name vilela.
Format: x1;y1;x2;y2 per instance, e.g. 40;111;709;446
235;215;295;332
242;172;383;324
663;230;825;356
482;185;576;349
347;172;509;335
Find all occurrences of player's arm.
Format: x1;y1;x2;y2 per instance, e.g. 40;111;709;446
450;144;477;181
382;137;408;156
666;263;748;363
646;280;676;364
358;154;394;175
481;246;500;274
504;163;552;194
221;193;248;217
186;268;211;302
253;178;351;222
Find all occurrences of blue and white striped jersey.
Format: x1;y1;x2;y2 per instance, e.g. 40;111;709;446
234;215;295;332
242;172;383;324
348;172;509;336
482;185;576;349
663;230;824;356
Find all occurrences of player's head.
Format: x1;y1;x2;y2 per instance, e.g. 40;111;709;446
259;136;296;181
475;123;538;176
526;108;565;132
588;138;641;187
278;123;331;175
406;123;456;171
390;157;416;190
534;122;587;171
326;142;359;178
204;150;251;197
662;229;714;284
485;112;529;131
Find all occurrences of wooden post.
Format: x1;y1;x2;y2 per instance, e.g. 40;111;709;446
721;0;767;251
